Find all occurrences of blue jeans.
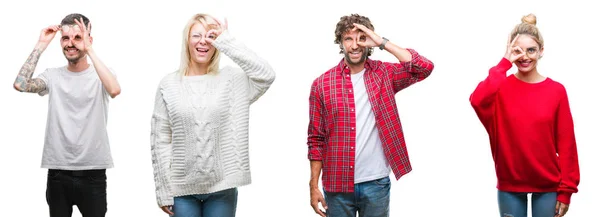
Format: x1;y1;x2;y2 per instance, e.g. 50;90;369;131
498;190;557;217
173;188;238;217
324;176;391;217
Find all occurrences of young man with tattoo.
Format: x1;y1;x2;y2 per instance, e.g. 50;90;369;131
307;14;434;217
12;13;120;217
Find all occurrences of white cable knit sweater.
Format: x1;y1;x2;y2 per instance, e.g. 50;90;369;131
151;30;275;206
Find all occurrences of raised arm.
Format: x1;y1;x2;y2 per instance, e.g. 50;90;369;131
73;18;121;98
352;23;434;92
13;25;60;93
206;18;276;104
470;34;525;107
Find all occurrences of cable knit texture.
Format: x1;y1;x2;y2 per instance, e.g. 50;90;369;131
151;30;275;207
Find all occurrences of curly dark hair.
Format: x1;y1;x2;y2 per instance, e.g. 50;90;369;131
334;14;374;56
60;13;91;33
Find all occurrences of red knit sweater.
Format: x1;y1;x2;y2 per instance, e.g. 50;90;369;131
470;58;580;204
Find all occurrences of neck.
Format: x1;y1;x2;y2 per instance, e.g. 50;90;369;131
187;61;209;76
345;60;365;74
515;68;544;83
67;58;90;72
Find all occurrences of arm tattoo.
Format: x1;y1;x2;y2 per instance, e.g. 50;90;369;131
14;48;46;93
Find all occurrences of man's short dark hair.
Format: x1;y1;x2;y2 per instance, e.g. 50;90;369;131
61;13;91;33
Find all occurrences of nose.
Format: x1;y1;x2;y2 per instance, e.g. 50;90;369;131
351;38;359;49
198;36;207;45
65;38;74;47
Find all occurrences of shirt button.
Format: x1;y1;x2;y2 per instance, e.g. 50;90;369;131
351;147;354;149
350;166;353;169
349;90;352;93
351;127;355;130
350;109;354;112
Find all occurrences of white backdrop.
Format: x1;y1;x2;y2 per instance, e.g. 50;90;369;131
0;0;598;216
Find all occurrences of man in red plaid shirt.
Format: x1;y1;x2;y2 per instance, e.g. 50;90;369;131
307;14;434;217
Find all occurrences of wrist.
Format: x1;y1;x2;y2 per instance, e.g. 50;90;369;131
378;37;389;50
35;42;48;51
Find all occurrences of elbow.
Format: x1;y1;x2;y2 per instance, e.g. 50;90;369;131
424;62;434;77
264;66;276;85
13;83;24;92
109;88;121;98
469;94;480;108
13;83;23;92
267;72;276;85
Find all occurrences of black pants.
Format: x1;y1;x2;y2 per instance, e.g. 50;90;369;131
46;169;107;217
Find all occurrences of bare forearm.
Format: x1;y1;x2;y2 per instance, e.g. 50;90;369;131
383;40;412;62
87;49;121;98
14;47;46;93
310;160;323;189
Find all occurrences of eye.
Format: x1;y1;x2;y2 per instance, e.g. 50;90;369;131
527;48;537;54
359;36;366;41
208;34;216;39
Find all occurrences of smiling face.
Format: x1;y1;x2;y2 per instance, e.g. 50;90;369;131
60;25;87;63
187;22;217;67
513;34;544;74
341;29;368;66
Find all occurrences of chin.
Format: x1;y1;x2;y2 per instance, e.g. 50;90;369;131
65;56;83;63
193;58;209;65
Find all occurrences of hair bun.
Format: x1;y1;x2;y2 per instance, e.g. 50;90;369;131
521;14;537;25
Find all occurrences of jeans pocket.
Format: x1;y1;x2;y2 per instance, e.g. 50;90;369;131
87;173;107;184
374;176;391;187
47;170;61;180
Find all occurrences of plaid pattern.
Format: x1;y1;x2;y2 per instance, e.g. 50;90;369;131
307;49;434;192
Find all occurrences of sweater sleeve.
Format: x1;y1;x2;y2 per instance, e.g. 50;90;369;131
469;58;512;126
211;30;276;104
150;84;174;207
555;88;580;204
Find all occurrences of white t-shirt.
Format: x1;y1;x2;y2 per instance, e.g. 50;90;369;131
37;65;114;170
351;69;391;183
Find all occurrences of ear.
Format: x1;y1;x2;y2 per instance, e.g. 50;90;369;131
539;46;544;59
89;36;93;44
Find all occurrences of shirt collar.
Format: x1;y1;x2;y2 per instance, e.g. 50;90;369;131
336;58;374;75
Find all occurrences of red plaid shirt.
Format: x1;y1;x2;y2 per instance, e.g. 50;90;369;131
307;49;434;192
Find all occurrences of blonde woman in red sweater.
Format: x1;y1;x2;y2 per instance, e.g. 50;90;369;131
470;14;580;217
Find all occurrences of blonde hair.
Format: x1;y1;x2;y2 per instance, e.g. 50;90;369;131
510;14;544;48
179;14;221;76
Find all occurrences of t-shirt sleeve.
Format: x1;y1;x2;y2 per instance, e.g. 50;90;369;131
37;69;50;97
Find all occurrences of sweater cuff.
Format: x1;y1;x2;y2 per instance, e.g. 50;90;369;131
557;192;572;204
212;30;233;48
157;197;174;207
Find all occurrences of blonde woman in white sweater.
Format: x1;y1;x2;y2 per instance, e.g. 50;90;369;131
150;14;275;217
